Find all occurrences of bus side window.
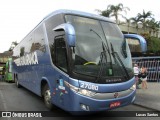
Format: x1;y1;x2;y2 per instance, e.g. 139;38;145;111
54;36;68;72
20;47;25;57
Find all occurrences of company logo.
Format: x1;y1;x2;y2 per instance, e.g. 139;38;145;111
114;92;119;98
14;51;38;66
106;78;122;83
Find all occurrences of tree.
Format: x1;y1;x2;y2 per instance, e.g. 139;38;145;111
146;18;160;36
122;17;132;34
109;3;130;24
95;6;112;17
9;41;18;51
138;10;153;32
130;14;142;34
155;21;160;37
96;3;130;24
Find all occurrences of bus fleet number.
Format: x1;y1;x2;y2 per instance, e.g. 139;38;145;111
80;83;98;91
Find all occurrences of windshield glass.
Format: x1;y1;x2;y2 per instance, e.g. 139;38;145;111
101;22;133;78
65;15;133;82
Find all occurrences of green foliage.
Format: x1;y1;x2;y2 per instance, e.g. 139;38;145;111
141;33;160;53
8;41;18;51
96;3;130;24
147;37;160;53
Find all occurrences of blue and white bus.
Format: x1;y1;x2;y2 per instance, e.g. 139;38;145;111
12;10;136;112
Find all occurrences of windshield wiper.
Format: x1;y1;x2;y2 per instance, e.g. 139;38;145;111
90;29;113;82
96;51;105;82
110;43;130;79
90;29;109;62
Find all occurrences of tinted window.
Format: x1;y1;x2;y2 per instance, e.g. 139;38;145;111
45;14;64;46
31;24;46;52
54;36;68;72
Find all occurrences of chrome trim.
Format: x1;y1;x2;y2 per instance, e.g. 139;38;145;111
92;89;134;100
64;81;135;100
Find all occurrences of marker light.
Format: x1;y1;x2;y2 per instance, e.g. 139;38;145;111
80;104;90;111
130;84;136;90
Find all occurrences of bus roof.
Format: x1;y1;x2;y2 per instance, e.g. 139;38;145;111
13;9;115;51
43;9;115;23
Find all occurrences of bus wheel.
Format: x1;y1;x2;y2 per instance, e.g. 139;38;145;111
43;84;54;110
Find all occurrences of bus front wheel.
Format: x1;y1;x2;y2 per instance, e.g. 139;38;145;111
43;84;54;110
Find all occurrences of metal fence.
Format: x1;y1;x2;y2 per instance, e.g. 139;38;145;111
132;56;160;82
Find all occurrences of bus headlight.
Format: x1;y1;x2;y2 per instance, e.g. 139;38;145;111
69;84;79;92
78;89;96;97
65;81;96;97
130;84;136;90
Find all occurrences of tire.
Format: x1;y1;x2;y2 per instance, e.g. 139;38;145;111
43;84;54;110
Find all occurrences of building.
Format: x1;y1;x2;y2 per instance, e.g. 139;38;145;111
119;23;160;38
0;51;13;63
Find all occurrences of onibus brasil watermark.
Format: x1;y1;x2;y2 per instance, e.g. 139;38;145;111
1;112;42;118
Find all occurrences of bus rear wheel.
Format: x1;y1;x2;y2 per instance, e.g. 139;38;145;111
43;84;54;110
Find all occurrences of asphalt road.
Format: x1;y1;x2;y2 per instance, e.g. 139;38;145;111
0;82;159;120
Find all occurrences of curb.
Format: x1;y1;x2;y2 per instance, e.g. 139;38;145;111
133;102;160;111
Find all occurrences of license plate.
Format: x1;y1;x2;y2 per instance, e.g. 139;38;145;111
110;101;121;108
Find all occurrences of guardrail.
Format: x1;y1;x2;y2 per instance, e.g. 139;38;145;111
132;56;160;82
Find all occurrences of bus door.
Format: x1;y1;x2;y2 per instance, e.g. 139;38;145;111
52;34;70;108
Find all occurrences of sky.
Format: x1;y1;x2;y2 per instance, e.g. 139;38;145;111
0;0;159;53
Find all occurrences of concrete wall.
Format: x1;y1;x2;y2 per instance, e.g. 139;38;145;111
119;24;160;38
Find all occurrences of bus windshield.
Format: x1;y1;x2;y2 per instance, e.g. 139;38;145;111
65;15;133;83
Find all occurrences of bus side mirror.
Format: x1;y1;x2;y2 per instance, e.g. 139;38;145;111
53;23;76;47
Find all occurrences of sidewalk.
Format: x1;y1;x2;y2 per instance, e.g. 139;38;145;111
134;82;160;111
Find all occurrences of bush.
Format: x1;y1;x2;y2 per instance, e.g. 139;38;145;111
147;37;160;53
140;33;160;54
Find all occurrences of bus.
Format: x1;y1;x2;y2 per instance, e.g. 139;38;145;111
5;58;14;82
12;10;136;112
124;34;147;57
